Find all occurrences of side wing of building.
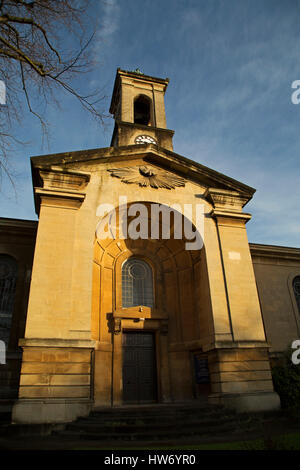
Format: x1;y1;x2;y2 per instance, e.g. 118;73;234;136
0;218;37;400
250;243;300;359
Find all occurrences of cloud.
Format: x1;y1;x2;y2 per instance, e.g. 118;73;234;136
92;0;120;60
100;0;120;38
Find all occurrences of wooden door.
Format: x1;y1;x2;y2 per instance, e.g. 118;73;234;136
122;331;157;404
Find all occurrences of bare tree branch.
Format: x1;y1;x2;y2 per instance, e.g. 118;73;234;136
0;0;106;190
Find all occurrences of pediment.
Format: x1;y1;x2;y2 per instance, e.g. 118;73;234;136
31;143;255;201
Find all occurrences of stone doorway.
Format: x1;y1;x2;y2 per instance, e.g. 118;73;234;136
122;331;157;404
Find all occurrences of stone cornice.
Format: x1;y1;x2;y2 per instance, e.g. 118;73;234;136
39;168;90;191
31;145;255;198
37;166;90;191
204;188;251;210
204;187;252;222
34;187;86;210
0;217;37;238
33;167;91;214
250;243;300;261
211;210;252;223
115;120;175;136
0;217;37;230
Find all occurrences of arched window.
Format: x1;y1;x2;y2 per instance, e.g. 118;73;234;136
122;258;154;308
293;276;300;314
134;95;151;126
0;255;18;347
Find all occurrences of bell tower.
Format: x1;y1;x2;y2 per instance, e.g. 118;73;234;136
109;68;174;150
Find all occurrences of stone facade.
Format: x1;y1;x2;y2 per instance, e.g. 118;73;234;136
1;69;299;423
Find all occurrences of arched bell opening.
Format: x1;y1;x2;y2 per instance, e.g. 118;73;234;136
134;94;152;126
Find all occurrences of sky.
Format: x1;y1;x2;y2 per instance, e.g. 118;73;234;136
1;0;300;248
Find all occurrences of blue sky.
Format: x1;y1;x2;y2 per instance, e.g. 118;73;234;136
1;0;300;247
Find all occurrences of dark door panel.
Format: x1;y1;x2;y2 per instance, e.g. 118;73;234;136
122;332;157;404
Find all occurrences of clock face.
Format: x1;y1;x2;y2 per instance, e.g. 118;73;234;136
135;135;157;145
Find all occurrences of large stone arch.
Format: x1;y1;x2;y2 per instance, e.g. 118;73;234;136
91;201;214;406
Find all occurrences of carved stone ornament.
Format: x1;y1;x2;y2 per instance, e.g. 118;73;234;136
108;165;185;190
114;317;122;335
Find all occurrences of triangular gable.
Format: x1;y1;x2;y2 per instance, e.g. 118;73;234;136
31;143;255;201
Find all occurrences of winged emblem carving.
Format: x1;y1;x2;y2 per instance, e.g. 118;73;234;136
107;165;185;190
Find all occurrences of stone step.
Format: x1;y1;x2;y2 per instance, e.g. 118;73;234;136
87;405;229;420
0;403;242;441
90;403;220;414
65;415;238;435
0;422;65;438
57;420;241;442
53;404;245;442
69;407;236;425
73;415;231;427
76;412;235;426
89;408;225;417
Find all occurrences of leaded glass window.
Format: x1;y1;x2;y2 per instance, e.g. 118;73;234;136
122;258;154;308
293;276;300;314
0;255;18;347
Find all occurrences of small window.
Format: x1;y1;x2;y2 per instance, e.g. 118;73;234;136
122;258;154;308
134;95;151;126
0;255;18;347
293;276;300;314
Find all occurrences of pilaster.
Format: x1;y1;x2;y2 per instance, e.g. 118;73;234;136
205;188;265;342
204;188;280;412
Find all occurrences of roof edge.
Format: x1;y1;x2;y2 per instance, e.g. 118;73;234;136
30;144;256;197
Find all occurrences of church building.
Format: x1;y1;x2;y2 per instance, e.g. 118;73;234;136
1;69;300;424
